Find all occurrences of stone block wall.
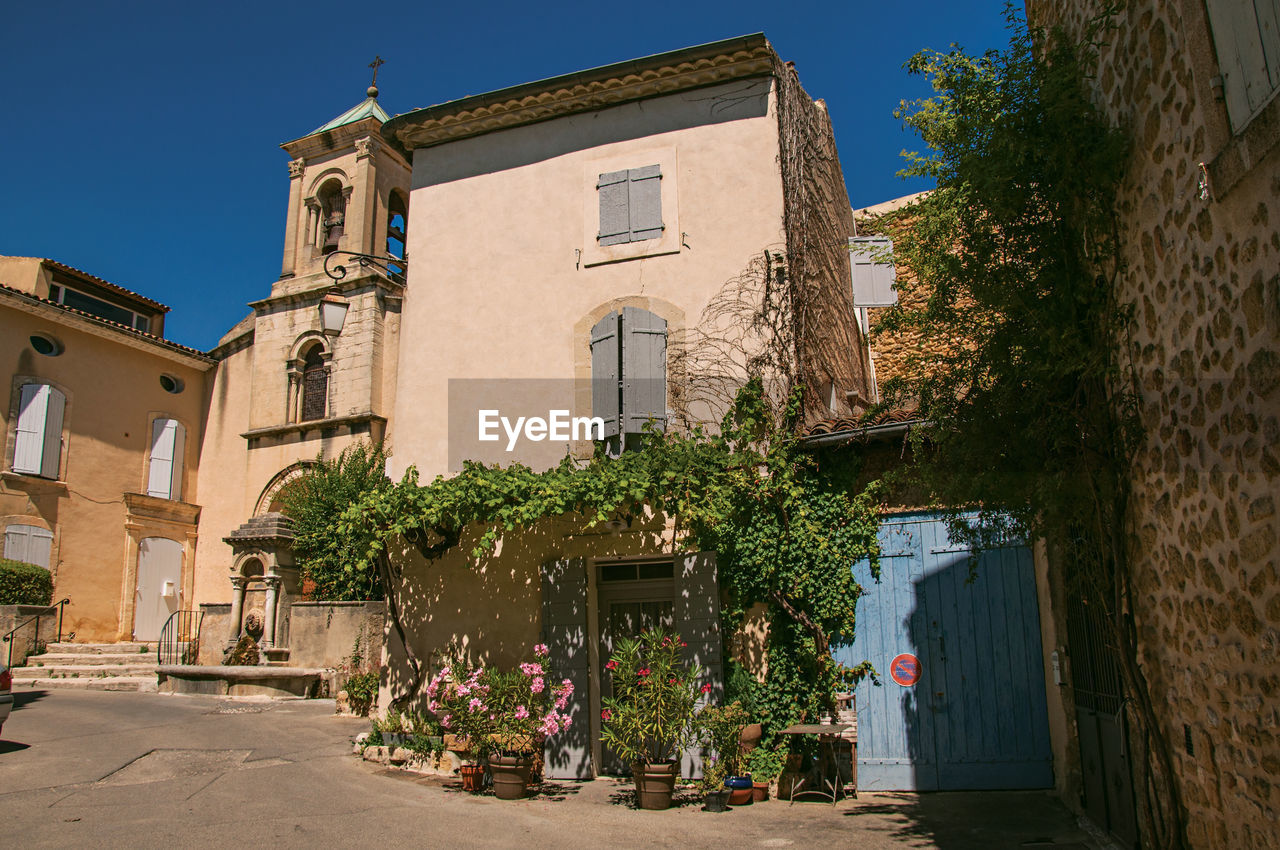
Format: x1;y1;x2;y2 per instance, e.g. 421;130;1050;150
1027;2;1280;846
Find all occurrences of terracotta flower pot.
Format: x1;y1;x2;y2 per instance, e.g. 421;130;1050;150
459;763;485;792
752;781;769;802
633;761;679;810
489;753;533;800
739;723;764;751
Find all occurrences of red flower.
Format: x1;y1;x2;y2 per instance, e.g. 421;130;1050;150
638;668;651;677
668;678;677;684
701;682;712;694
605;660;619;671
680;640;687;647
601;709;612;721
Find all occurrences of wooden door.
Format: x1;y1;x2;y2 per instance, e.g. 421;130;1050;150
134;537;182;641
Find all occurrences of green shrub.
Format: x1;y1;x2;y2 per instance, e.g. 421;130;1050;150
0;559;53;606
345;670;379;716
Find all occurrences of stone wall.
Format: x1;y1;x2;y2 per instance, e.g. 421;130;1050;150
196;599;384;672
0;604;62;666
1026;3;1280;846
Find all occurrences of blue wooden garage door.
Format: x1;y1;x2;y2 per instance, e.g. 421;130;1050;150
834;512;1053;791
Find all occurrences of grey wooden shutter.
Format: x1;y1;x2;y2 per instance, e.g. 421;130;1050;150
590;312;621;439
621;307;667;437
627;165;663;242
541;557;594;779
849;237;897;307
674;551;723;778
1205;0;1280;129
12;384;47;475
598;170;630;246
4;524;53;569
169;421;186;501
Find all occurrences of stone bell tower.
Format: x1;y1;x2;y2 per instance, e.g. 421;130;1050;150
238;71;411;438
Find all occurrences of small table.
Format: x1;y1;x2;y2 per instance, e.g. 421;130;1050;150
779;723;852;806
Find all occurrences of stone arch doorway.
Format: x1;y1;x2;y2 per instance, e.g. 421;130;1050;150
255;461;317;517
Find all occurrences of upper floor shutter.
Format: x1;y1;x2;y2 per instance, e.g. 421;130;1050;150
147;419;186;500
627;165;664;242
13;384;65;478
590;312;621;439
4;524;54;569
1205;0;1280;130
850;236;897;307
598;165;663;246
598;170;631;246
621;306;667;436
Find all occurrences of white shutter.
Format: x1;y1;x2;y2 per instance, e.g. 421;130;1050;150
169;421;185;501
850;237;897;307
148;419;179;499
41;387;65;479
14;384;63;478
13;384;47;475
4;524;53;569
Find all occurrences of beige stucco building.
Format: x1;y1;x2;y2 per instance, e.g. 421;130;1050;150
0;257;213;642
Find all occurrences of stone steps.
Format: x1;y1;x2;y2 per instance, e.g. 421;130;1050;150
11;642;158;692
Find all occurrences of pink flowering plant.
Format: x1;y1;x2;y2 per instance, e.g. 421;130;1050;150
486;643;574;755
424;643;573;760
600;627;706;766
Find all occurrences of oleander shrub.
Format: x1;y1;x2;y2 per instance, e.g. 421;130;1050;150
0;559;53;606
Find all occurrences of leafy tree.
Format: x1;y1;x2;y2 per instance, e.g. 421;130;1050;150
880;7;1184;847
279;440;390;601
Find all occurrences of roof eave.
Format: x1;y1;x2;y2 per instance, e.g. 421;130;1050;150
381;33;776;153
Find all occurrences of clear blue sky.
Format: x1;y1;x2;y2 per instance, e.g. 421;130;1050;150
0;1;1013;350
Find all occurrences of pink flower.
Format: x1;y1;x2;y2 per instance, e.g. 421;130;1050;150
468;697;485;712
427;700;440;712
701;682;712;694
680;640;687;647
561;679;573;694
520;662;544;677
638;668;651;677
601;709;612;722
534;643;549;656
442;714;453;727
515;705;529;720
531;676;545;694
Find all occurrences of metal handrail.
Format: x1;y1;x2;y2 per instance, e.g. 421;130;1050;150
2;597;70;669
157;609;203;665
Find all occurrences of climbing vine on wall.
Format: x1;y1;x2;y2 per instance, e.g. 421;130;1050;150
340;379;882;731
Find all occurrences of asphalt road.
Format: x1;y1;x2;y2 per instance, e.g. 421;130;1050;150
0;689;1104;849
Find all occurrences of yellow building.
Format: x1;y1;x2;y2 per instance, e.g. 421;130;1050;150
0;257;212;642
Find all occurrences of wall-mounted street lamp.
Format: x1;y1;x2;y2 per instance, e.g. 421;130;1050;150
319;289;349;335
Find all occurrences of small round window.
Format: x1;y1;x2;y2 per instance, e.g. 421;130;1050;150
30;334;63;356
159;374;185;394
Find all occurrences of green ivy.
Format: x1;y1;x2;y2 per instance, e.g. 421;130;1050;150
344;379;882;740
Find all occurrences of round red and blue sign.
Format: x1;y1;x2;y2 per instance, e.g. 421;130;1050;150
890;653;921;687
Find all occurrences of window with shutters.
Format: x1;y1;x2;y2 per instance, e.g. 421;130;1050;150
597;165;664;246
590;307;667;455
849;237;897;307
3;523;54;569
146;418;186;501
10;383;66;479
1205;0;1280;132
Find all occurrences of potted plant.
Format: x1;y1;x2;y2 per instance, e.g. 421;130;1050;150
699;756;731;812
697;701;752;805
745;745;784;802
425;644;575;799
484;643;574;800
425;663;494;792
600;628;705;810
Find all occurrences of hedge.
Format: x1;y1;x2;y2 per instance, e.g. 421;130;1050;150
0;559;54;606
